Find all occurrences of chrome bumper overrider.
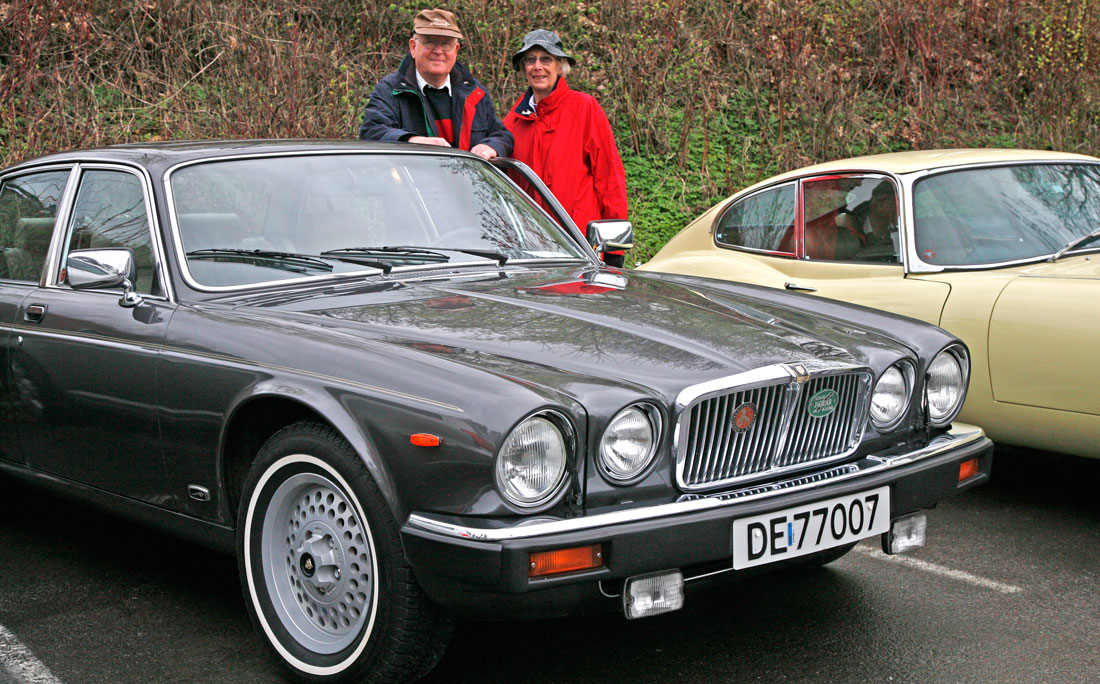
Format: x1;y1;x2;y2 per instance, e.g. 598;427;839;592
405;423;987;543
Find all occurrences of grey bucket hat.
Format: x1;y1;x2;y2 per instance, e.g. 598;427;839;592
512;29;576;70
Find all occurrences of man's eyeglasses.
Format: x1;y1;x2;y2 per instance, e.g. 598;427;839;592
417;36;458;52
523;55;557;67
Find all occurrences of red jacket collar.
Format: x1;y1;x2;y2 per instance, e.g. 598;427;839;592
513;77;571;119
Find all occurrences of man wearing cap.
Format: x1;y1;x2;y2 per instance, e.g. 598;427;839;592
503;29;628;265
359;8;512;160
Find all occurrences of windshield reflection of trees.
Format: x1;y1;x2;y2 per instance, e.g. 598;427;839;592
172;155;584;261
1007;164;1100;247
916;164;1100;261
415;157;580;258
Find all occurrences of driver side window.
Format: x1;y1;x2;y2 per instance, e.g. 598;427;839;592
803;176;900;263
64;169;162;296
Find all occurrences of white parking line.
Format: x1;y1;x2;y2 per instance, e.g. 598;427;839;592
854;546;1024;595
0;624;62;684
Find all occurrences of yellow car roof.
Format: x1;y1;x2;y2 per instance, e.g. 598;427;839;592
746;148;1100;193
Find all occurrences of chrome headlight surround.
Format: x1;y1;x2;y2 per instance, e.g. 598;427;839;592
870;361;915;430
925;345;970;427
494;410;574;510
597;403;662;485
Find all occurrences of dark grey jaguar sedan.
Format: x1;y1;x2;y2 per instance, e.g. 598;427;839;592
0;141;992;683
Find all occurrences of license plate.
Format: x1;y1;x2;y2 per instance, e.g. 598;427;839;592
732;486;890;569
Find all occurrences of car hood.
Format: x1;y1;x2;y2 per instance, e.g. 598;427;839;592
1015;254;1100;279
216;265;913;395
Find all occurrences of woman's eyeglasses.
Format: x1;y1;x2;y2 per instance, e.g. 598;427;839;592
524;55;557;66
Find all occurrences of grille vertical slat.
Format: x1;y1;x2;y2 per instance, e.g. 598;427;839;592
758;385;782;473
687;404;702;483
715;394;733;481
679;370;870;490
704;398;720;482
752;386;772;473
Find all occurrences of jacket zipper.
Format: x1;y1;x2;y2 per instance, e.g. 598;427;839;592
392;87;437;137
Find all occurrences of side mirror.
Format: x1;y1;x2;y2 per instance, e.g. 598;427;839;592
66;248;144;308
585;220;634;267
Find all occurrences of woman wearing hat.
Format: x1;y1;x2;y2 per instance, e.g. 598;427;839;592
503;30;628;266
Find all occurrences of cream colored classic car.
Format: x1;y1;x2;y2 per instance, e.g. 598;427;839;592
642;149;1100;458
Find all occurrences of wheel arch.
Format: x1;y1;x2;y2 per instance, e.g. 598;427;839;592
220;390;402;526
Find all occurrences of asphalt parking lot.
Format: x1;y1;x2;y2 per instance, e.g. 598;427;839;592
1;447;1097;684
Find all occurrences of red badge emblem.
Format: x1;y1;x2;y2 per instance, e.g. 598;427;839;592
732;402;757;432
923;248;937;260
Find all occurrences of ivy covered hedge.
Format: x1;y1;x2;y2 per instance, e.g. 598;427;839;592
2;0;1098;261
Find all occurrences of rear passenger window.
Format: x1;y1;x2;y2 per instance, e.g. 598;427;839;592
714;183;796;254
0;170;70;282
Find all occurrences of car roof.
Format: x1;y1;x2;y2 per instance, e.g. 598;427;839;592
4;139;474;176
741;148;1100;194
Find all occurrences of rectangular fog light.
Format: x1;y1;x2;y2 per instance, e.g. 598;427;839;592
884;512;927;555
623;570;684;620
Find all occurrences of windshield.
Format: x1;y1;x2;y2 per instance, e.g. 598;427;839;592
912;163;1100;266
169;153;587;287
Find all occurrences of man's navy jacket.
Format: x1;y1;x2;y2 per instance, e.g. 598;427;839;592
359;54;513;156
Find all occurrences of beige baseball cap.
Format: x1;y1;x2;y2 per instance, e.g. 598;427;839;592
413;9;463;40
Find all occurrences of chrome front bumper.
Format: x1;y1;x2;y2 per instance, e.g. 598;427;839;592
406;423;989;543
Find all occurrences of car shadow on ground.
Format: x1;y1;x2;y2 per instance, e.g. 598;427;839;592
984;445;1100;514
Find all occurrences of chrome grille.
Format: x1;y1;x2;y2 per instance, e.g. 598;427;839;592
676;365;872;491
778;373;867;467
680;383;787;487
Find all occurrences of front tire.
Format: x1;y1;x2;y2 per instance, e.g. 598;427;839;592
238;421;450;683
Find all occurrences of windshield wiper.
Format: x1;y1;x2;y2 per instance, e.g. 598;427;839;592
1049;226;1100;262
321;246;451;263
186;248;334;272
322;245;508;265
432;246;510;264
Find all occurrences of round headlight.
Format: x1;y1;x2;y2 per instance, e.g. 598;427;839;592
870;363;913;429
598;405;660;483
495;414;569;508
926;347;969;426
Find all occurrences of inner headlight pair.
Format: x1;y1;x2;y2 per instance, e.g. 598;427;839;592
495;404;662;509
597;404;661;483
870;362;915;429
871;345;969;430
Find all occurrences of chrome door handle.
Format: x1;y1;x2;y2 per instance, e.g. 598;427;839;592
784;282;817;292
24;304;47;322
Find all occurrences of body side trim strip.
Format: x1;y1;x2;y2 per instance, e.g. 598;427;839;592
12;325;464;413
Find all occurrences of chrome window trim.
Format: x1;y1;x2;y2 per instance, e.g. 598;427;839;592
406;423;987;542
162;149;592;293
902;159;1100;274
45;162;174;302
711;180;799;256
799;173;905;266
0;164;78;287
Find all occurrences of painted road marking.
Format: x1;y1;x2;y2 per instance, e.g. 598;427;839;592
0;624;62;684
855;546;1024;594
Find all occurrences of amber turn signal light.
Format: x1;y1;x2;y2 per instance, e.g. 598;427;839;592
410;433;442;447
958;457;979;482
529;544;603;578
